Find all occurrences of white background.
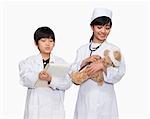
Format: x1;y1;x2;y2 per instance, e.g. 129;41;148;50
0;0;150;119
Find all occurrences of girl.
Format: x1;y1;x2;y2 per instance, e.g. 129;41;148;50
71;8;126;119
19;26;71;119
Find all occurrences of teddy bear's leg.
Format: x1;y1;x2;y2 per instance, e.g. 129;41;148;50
91;77;104;86
71;72;82;85
90;72;104;86
98;79;104;86
96;73;104;86
71;69;89;85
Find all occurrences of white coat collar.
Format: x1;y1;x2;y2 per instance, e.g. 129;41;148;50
35;53;56;68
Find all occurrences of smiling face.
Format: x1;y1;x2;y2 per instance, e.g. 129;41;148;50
91;24;111;43
36;38;55;58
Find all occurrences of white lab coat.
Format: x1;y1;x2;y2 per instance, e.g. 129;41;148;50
72;41;126;119
19;53;72;119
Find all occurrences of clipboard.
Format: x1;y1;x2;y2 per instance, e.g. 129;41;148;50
46;63;70;78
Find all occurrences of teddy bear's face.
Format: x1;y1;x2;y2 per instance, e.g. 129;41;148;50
103;49;121;67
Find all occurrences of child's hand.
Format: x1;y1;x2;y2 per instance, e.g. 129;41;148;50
39;70;52;81
86;60;106;76
80;55;101;68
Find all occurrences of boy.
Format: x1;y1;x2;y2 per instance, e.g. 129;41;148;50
19;26;71;119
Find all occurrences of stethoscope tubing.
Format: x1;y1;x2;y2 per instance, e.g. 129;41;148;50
79;43;102;71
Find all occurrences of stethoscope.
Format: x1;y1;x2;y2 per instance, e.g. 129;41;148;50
89;42;102;56
79;42;102;71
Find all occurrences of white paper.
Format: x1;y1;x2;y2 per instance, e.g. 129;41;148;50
46;63;70;78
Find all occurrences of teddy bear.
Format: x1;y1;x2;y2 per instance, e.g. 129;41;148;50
70;49;121;86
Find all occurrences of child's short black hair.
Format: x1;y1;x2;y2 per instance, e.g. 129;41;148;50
34;26;55;45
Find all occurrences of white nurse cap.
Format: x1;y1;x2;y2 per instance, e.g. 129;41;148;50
91;8;112;22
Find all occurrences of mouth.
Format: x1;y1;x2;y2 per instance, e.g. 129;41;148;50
98;33;106;37
99;35;106;39
100;35;105;37
45;47;51;50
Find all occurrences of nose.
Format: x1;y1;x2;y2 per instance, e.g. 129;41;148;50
100;27;106;33
45;40;51;45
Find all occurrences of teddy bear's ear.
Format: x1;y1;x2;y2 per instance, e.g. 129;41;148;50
104;49;110;56
104;55;113;66
113;51;121;61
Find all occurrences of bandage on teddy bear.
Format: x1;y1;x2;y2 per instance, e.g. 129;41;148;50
70;49;121;86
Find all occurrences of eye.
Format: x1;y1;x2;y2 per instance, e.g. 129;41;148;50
49;39;54;42
105;27;111;30
105;25;111;30
41;39;46;42
97;26;103;29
